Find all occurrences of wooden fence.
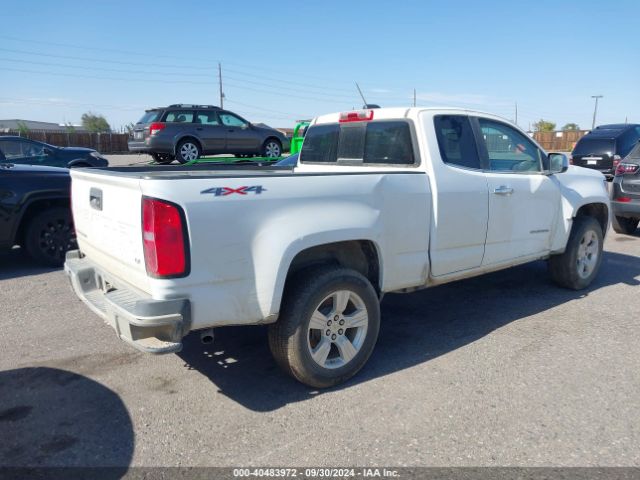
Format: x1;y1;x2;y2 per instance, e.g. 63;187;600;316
533;130;589;152
0;130;130;153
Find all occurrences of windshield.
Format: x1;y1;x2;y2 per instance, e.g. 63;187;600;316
572;138;615;156
137;110;160;124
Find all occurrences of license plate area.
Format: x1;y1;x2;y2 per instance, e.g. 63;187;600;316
134;131;144;140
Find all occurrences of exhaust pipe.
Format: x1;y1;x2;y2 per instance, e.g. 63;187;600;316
200;329;215;345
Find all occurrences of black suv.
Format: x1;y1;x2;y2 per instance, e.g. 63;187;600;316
571;124;640;178
128;104;290;164
0;136;109;168
0;163;76;266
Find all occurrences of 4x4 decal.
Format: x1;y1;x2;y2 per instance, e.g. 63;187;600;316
201;185;266;196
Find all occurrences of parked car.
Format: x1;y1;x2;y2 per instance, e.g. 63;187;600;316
571;124;640;179
611;142;640;234
128;104;290;164
0;163;76;266
65;107;609;388
0;136;109;168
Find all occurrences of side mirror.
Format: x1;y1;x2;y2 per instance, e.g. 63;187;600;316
549;152;569;174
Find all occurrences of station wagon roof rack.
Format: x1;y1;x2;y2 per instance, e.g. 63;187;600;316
167;104;221;109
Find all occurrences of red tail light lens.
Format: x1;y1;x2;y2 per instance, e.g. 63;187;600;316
615;163;640;176
339;110;374;123
149;122;166;136
616;197;632;203
142;197;189;278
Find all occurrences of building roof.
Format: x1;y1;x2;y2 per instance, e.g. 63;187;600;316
0;119;87;132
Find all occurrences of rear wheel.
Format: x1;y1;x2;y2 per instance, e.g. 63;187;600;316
151;153;174;165
612;216;639;235
261;139;282;158
176;140;201;164
549;216;603;290
25;207;77;267
268;266;380;388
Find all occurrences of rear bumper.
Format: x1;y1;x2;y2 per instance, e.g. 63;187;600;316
64;250;190;354
128;137;174;154
612;200;640;218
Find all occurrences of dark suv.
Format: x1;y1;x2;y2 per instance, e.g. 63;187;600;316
128;104;290;164
611;142;640;234
571;124;640;179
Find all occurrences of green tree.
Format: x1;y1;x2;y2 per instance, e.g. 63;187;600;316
562;123;580;131
533;119;556;132
16;121;30;136
81;112;111;133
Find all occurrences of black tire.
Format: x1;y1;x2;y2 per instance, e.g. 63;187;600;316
612;216;639;235
549;216;603;290
151;153;174;165
25;207;77;267
261;138;282;158
175;139;201;164
268;266;380;388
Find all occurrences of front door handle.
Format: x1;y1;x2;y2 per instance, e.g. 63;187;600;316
493;186;514;195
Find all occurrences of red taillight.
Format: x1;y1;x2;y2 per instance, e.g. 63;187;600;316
149;122;166;136
613;154;622;169
142;197;188;278
615;162;639;176
616;197;632;203
339;110;374;123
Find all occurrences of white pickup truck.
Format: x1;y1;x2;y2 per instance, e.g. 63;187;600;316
65;107;610;387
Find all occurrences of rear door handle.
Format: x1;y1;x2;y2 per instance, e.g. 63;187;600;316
493;186;514;195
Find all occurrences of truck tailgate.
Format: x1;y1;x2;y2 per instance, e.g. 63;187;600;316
71;169;150;293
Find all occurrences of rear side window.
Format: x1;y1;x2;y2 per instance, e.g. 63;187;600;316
299;124;339;163
300;121;415;165
572;137;615;155
138;111;160;124
363;121;414;164
434;115;480;169
164;111;194;123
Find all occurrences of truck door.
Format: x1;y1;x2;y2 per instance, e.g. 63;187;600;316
473;117;560;265
428;114;489;276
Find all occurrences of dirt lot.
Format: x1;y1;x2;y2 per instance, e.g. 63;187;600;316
1;225;639;467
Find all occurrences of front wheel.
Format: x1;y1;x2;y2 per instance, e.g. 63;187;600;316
549;216;603;290
612;216;639;235
25;207;77;267
261;139;282;158
268;266;380;388
176;140;201;164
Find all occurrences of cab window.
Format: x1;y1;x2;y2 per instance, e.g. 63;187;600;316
434;115;481;169
478;119;543;172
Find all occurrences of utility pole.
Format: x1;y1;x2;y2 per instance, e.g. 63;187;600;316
218;63;224;109
591;95;603;129
515;102;518;126
413;88;416;107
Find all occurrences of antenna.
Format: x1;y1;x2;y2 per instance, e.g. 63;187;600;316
355;82;367;106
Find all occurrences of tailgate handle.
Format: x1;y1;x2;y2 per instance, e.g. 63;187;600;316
90;188;103;211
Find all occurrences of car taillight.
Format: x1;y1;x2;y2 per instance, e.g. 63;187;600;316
142;197;189;278
615;162;640;176
339;110;374;123
613;154;622;168
149;122;166;136
616;197;632;203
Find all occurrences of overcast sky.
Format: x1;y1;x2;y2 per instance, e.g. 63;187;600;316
0;0;638;131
